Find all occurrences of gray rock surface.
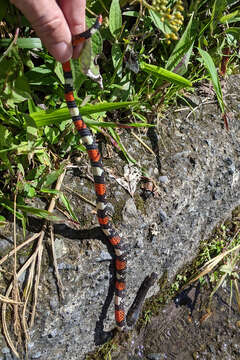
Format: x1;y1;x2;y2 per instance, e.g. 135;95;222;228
0;75;240;360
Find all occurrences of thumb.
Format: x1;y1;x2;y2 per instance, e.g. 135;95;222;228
11;0;72;63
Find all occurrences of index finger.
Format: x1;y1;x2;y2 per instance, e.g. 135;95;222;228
11;0;73;63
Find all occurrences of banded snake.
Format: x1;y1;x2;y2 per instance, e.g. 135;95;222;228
62;15;157;332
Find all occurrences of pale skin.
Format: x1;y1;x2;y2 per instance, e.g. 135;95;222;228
10;0;86;63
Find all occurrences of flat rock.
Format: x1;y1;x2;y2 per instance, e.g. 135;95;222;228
0;75;240;360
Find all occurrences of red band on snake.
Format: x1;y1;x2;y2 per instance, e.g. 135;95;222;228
62;16;126;330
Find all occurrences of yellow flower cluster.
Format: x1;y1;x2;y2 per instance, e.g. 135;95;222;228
151;0;184;43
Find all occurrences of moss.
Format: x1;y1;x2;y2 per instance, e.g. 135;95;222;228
111;198;125;224
85;338;118;360
134;193;146;215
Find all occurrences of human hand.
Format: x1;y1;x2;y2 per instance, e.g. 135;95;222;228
10;0;86;63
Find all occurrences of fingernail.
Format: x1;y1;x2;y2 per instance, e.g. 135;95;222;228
50;41;72;63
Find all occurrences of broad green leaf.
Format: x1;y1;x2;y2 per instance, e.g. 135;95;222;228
17;163;25;176
140;62;192;87
26;125;38;139
166;14;195;75
23;183;36;198
0;38;43;49
198;48;224;113
109;0;122;38
149;9;172;34
88;17;103;56
31;101;138;127
75;40;103;89
220;10;240;23
0;124;14;147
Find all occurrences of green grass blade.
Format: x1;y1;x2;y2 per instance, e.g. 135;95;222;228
220;10;240;24
140;62;192;87
0;38;43;49
31;101;138;127
0;195;59;221
198;48;225;113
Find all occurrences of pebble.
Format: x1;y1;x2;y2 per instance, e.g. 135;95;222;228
159;209;167;222
159;176;169;184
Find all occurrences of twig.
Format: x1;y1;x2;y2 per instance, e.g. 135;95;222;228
13;181;21;347
131;131;155;155
0;233;41;267
63;184;96;208
50;226;64;300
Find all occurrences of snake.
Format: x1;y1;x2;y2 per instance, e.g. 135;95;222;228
62;15;159;333
62;15;126;331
